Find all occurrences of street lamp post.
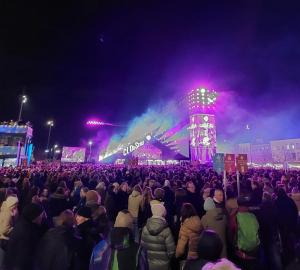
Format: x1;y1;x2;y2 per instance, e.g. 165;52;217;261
88;140;93;162
46;120;54;157
18;95;28;122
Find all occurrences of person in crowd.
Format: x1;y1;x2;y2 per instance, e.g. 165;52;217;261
290;187;300;216
250;180;263;206
48;186;70;219
35;209;81;270
85;190;104;221
4;203;46;270
119;182;129;210
138;187;153;229
184;230;223;270
110;210;147;270
213;188;225;209
141;203;175;270
186;181;204;217
201;197;227;258
76;206;99;270
0;195;19;246
89;211;111;270
0;189;7;209
225;188;238;216
128;184;143;242
176;203;203;260
39;188;50;203
105;183;120;222
152;187;165;204
95;181;107;203
256;192;282;270
275;188;299;266
163;181;175;227
174;188;187;227
229;195;260;270
70;180;83;206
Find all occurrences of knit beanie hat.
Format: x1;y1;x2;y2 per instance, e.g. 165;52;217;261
86;190;101;205
6;196;19;208
22;203;44;222
151;203;166;218
114;210;133;229
204;197;216;211
77;206;92;219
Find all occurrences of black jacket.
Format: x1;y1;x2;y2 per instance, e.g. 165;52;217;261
35;226;81;270
77;219;99;270
5;218;44;270
48;193;70;218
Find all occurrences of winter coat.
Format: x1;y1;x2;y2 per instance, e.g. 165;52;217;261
35;226;81;270
186;191;205;217
105;190;119;222
201;208;227;257
141;217;175;270
118;191;129;211
77;219;100;270
138;201;152;229
176;216;203;259
128;191;142;218
256;200;279;245
48;193;70;218
4;218;44;270
0;201;17;240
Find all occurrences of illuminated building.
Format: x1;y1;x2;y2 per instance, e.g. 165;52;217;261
187;88;217;163
0;121;33;167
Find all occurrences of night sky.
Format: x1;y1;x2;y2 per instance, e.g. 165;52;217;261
1;0;300;153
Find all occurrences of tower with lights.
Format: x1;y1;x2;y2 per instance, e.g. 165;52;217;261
187;88;217;163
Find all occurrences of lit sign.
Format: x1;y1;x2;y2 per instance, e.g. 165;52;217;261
123;140;145;156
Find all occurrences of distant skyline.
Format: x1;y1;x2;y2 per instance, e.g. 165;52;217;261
1;1;300;151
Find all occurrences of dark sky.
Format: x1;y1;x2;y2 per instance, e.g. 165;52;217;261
1;0;300;151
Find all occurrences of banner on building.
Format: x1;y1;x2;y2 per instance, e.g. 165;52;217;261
236;154;248;174
213;153;225;174
224;154;236;173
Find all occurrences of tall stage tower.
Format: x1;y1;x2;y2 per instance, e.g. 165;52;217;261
187;88;217;163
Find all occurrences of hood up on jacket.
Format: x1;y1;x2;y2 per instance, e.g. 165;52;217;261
205;208;225;222
131;190;141;197
146;217;167;236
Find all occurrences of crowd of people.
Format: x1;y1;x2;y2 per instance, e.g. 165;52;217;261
0;163;299;270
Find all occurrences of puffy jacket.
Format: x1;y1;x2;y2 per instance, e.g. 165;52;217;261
128;191;142;218
176;216;202;259
201;208;227;257
141;217;175;270
0;200;18;240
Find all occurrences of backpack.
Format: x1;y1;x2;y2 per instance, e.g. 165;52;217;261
109;245;149;270
236;212;260;252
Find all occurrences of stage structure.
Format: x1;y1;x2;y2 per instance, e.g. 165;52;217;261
187;88;217;163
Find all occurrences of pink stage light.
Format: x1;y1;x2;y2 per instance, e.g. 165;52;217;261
86;120;106;126
86;119;121;127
